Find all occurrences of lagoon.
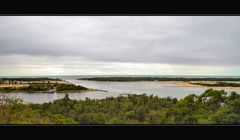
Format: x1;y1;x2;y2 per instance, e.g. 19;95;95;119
2;75;240;103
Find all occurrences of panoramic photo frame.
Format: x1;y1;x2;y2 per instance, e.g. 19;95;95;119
0;16;240;126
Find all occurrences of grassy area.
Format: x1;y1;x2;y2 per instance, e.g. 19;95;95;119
78;77;240;82
1;89;240;124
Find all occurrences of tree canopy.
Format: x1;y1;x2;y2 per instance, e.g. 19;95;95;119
1;89;240;124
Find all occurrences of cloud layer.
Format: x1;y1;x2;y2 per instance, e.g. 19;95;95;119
0;16;240;76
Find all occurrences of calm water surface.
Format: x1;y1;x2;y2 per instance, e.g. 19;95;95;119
2;75;240;104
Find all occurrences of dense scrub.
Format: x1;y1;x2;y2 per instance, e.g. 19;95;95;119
0;96;76;124
79;77;240;82
55;84;88;92
1;89;240;124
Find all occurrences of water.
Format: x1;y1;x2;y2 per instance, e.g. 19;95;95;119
1;75;240;104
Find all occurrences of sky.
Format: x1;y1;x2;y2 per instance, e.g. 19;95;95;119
0;16;240;76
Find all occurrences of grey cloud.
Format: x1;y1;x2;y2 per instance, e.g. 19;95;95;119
0;16;240;66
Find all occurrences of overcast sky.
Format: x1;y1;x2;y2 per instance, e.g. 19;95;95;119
0;16;240;76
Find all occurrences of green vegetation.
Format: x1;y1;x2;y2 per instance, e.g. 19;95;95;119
78;77;240;82
55;84;88;92
0;77;61;82
0;83;88;93
1;89;240;124
0;77;88;93
0;95;77;124
191;82;240;87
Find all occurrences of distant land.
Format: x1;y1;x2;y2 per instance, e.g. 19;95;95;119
78;77;240;82
0;78;102;93
78;77;240;89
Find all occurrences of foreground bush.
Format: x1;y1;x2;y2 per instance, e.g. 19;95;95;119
1;89;240;124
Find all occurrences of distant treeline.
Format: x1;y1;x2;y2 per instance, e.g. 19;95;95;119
78;77;240;82
0;77;61;81
1;89;240;124
192;82;240;87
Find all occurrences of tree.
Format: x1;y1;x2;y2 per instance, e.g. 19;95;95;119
133;105;150;122
208;99;240;124
183;94;198;103
77;113;106;124
198;89;227;112
0;95;24;124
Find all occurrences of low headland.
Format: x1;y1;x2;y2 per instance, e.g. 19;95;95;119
0;78;104;93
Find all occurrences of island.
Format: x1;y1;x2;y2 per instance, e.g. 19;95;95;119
0;78;104;93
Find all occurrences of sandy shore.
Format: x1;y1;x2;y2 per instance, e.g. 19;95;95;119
158;81;201;87
0;84;29;88
158;81;240;89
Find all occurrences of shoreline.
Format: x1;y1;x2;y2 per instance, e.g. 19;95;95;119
158;81;201;87
158;81;240;90
0;89;107;94
2;79;240;93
